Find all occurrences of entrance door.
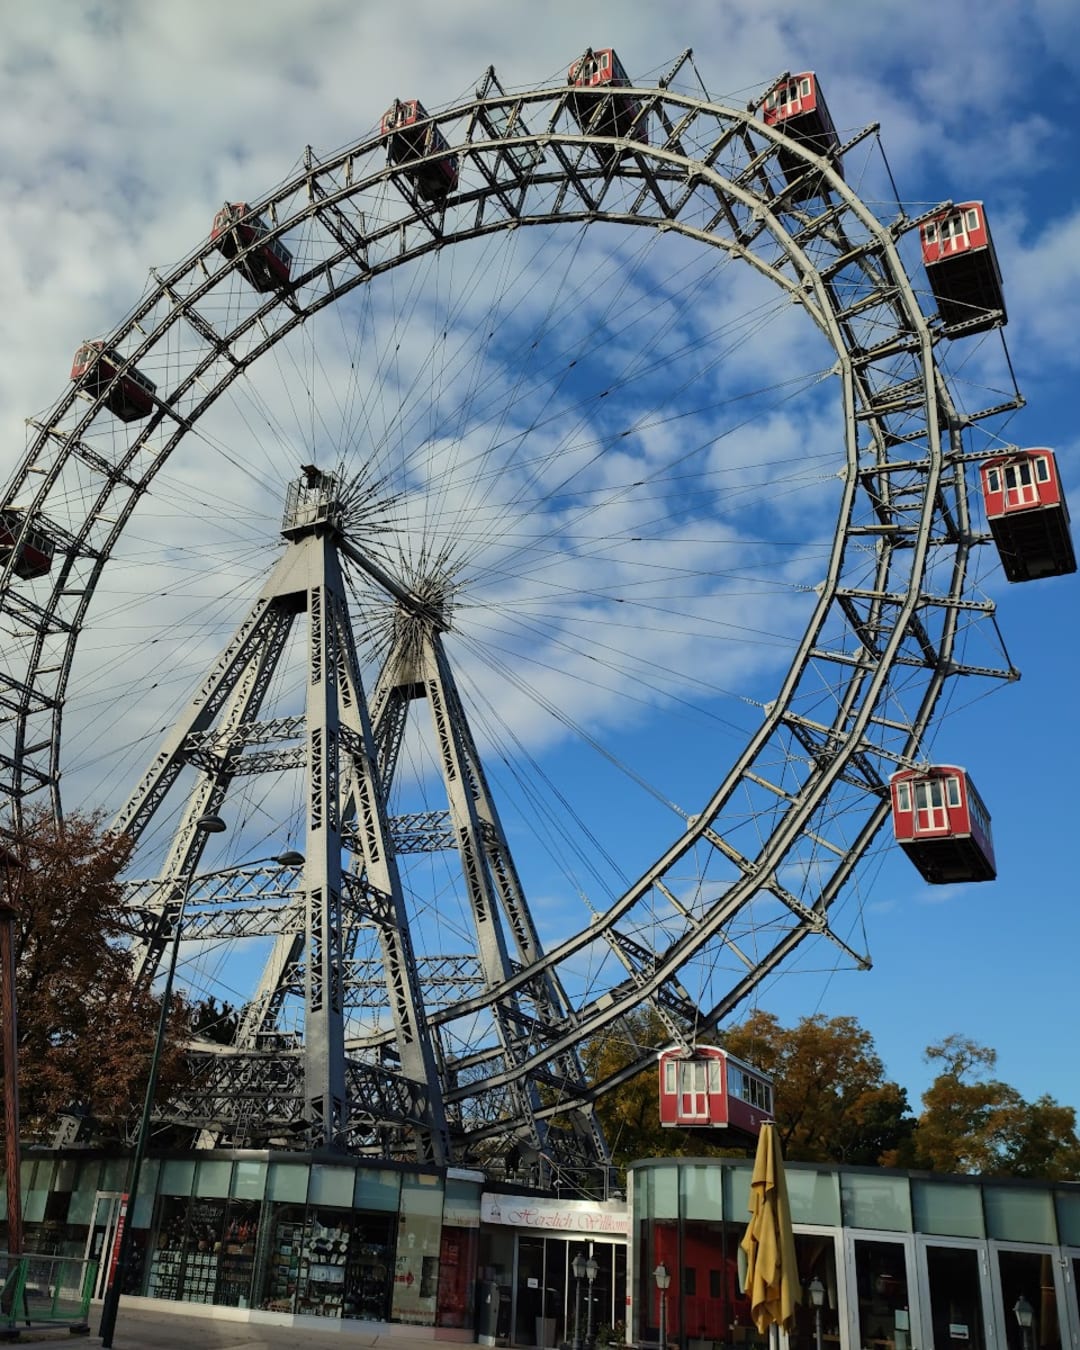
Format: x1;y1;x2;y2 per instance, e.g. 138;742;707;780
846;1234;924;1350
83;1192;123;1299
915;1238;995;1350
1004;461;1039;510
680;1061;708;1120
989;1243;1068;1350
914;780;948;835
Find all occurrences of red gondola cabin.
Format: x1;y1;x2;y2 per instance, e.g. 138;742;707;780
567;48;646;165
0;508;54;580
980;448;1077;582
920;203;1007;335
759;72;843;200
381;100;459;201
211;203;293;292
658;1045;773;1141
890;766;996;884
70;341;156;422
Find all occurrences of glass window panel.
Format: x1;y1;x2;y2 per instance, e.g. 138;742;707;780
1054;1191;1080;1246
1036;458;1051;483
925;1246;987;1350
160;1159;195;1197
648;1166;680;1220
267;1162;308;1204
912;1180;984;1237
852;1238;913;1350
392;1174;444;1325
52;1160;77;1193
984;1187;1056;1243
786;1169;841;1227
841;1172;911;1231
23;1187;48;1222
792;1233;841;1350
195;1159;232;1198
131;1158;160;1229
443;1177;480;1227
682;1165;724;1221
354;1167;402;1213
723;1164;753;1224
231;1161;266;1200
308;1164;355;1207
66;1160;104;1224
996;1248;1061;1350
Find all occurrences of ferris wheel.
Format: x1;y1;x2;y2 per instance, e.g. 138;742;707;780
0;52;1032;1177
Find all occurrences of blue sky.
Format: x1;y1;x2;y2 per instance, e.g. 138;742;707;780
2;0;1079;1128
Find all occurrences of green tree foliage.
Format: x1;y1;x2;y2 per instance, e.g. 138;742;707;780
886;1035;1080;1179
722;1010;916;1165
1;808;194;1144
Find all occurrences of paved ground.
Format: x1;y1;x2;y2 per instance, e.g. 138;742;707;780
4;1301;474;1348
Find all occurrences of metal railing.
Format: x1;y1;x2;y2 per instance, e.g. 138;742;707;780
0;1251;96;1334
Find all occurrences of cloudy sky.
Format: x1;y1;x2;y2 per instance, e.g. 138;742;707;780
3;0;1080;1124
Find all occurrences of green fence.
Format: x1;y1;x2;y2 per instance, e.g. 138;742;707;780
0;1251;96;1336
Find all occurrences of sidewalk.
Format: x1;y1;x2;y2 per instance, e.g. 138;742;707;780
5;1301;474;1349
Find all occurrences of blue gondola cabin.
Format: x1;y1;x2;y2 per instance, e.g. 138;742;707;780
920;203;1007;335
658;1045;773;1141
381;100;459;201
0;508;54;580
759;72;843;200
567;48;646;165
890;766;996;884
981;448;1077;582
211;203;292;292
70;341;156;422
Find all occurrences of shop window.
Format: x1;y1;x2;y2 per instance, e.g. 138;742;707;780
214;1198;261;1308
392;1174;444;1325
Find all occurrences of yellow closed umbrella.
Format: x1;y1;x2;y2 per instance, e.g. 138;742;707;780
740;1123;800;1334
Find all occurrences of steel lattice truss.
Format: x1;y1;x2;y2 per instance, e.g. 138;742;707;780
0;58;1021;1174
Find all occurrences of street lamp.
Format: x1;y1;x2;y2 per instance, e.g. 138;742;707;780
584;1255;599;1350
99;813;226;1348
573;1252;588;1350
654;1263;671;1350
809;1276;825;1350
0;843;23;1258
1013;1295;1035;1350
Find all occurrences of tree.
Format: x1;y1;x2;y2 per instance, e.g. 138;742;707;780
1;808;194;1144
888;1034;1080;1179
722;1010;916;1164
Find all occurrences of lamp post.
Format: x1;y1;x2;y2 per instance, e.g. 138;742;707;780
573;1253;588;1350
0;843;23;1259
99;813;227;1348
809;1277;825;1350
654;1263;671;1350
584;1255;599;1350
1013;1295;1035;1350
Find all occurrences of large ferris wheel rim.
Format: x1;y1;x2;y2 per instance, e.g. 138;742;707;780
3;75;968;1092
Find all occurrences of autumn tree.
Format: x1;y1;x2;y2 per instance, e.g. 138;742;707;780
887;1035;1080;1179
1;808;194;1144
722;1009;915;1164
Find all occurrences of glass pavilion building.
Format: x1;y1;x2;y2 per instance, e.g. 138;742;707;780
6;1147;1080;1350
